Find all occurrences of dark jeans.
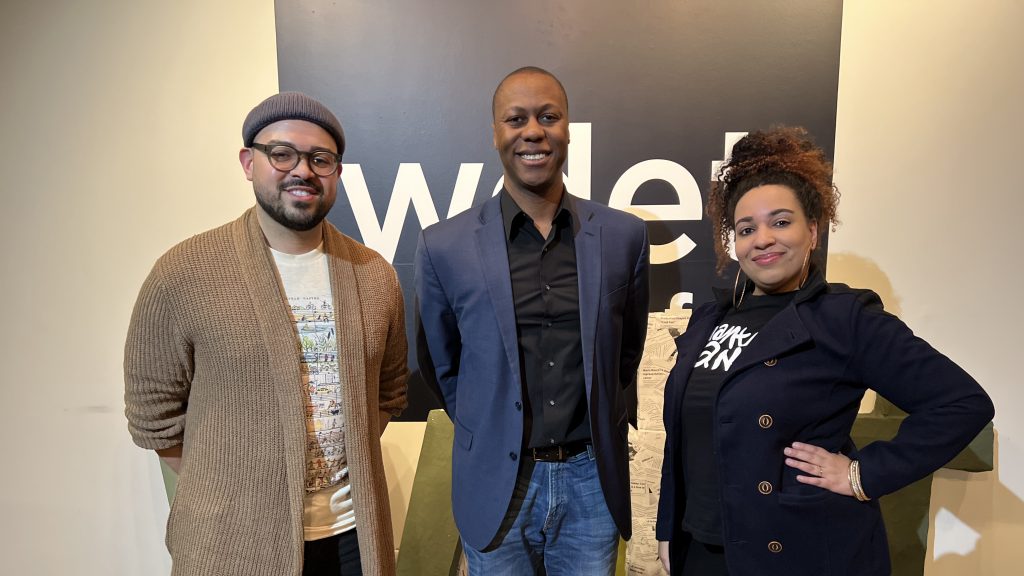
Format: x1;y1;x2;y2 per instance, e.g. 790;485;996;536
303;528;362;576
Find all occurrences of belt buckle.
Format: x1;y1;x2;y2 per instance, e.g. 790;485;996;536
554;445;566;461
532;445;567;462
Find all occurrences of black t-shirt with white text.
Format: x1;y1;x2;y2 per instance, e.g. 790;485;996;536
681;291;794;545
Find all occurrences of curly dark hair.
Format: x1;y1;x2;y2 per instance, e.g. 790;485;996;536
708;126;840;273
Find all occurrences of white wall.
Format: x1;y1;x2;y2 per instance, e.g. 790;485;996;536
0;1;277;573
832;2;1024;574
2;1;1021;574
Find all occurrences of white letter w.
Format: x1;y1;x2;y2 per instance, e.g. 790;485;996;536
341;163;482;262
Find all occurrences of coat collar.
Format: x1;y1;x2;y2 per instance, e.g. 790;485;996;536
711;262;829;310
683;264;826;379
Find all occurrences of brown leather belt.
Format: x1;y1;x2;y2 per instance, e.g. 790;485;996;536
530;441;590;462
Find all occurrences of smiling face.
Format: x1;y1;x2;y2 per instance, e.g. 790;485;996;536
239;119;340;233
492;71;569;198
733;184;819;295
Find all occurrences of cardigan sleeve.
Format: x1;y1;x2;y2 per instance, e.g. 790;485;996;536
377;264;409;419
123;265;193;450
848;290;994;499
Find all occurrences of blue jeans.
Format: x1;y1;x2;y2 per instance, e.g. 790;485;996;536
462;447;619;575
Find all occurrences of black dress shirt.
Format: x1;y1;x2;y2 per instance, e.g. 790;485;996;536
500;190;590;449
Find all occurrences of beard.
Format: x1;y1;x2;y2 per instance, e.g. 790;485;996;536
254;177;333;232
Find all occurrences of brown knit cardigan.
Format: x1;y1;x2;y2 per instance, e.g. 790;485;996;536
124;207;408;576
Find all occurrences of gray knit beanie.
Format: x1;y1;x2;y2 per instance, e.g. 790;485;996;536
242;92;346;156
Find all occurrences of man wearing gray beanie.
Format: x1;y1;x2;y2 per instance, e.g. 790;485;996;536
125;92;408;576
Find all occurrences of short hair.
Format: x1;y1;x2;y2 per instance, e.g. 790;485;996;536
708;126;840;273
491;66;569;118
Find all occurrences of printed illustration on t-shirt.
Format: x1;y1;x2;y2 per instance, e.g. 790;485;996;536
289;295;346;492
694;323;758;372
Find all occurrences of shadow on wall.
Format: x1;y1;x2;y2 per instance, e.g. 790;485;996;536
925;432;1024;574
827;251;1014;574
826;252;903;315
828;251;902;414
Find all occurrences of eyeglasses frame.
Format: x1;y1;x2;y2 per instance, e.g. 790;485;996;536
250;142;342;177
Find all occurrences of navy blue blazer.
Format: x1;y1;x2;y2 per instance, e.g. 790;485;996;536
415;192;650;550
656;270;994;575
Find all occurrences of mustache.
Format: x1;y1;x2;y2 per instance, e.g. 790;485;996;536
279;178;323;195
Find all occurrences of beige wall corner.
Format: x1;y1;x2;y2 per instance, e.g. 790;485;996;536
832;1;1024;574
0;1;277;574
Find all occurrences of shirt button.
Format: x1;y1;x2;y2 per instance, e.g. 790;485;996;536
549;400;555;406
548;361;555;367
549;438;555;444
758;481;773;495
764;358;778;367
546;321;553;327
768;541;783;553
509;452;517;461
758;414;774;429
544;284;551;291
515;401;522;411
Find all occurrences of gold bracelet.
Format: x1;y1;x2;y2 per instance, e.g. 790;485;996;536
849;460;870;501
856;460;871;501
851;460;864;500
848;460;857;497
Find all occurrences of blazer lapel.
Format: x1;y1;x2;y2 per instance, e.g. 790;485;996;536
475;196;522;377
572;197;601;398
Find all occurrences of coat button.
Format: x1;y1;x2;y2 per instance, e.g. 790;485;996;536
515;401;522;411
758;481;773;495
509;452;517;461
768;541;783;553
763;358;778;367
758;414;773;429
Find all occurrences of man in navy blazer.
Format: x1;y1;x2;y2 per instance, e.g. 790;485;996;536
415;67;650;574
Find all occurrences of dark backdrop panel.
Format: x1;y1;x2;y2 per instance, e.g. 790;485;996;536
276;0;843;419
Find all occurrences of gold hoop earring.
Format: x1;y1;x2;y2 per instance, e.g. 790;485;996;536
798;249;812;289
733;268;747;309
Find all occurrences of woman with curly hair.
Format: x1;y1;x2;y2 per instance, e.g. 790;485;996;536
655;127;993;575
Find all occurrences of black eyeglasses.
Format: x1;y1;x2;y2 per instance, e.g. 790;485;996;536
250;143;341;176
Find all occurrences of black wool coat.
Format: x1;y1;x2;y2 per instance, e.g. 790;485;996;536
656;269;994;575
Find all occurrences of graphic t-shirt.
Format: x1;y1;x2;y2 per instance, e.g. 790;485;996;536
271;245;355;540
682;291;794;545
